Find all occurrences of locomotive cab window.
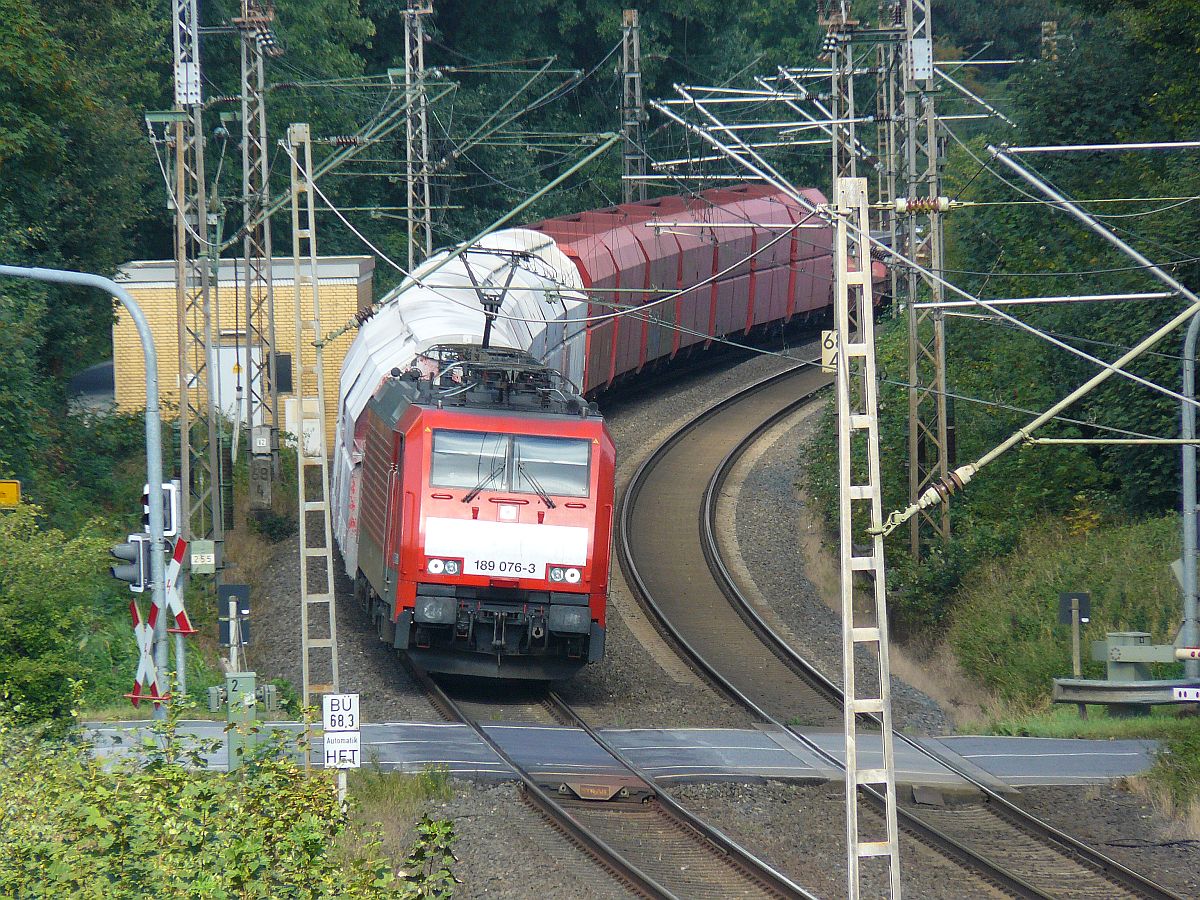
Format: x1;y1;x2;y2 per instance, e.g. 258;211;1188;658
430;431;507;490
431;430;591;498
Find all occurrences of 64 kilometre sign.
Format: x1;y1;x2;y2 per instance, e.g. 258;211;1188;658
322;693;361;769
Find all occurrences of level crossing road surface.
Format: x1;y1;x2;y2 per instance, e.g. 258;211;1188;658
86;720;1157;788
936;735;1161;786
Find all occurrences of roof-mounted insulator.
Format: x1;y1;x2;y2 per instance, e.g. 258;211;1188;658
894;196;953;214
255;28;283;57
354;308;376;327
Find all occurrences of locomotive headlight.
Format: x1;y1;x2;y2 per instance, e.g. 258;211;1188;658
564;567;581;584
427;558;445;575
549;566;565;582
444;559;461;576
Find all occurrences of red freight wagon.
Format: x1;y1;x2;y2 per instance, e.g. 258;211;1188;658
529;183;835;394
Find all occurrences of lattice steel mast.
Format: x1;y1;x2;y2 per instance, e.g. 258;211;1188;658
899;0;950;556
876;2;902;304
404;2;434;268
822;1;859;183
172;0;224;545
621;9;647;203
236;2;281;505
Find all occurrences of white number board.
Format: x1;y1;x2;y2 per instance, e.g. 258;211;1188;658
1173;687;1200;702
465;558;543;579
324;731;361;769
322;693;360;732
821;330;839;374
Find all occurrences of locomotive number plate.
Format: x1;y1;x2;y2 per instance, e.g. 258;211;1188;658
465;558;544;578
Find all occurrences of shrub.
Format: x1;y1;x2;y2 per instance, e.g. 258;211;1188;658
947;515;1181;704
0;504;117;722
0;712;404;898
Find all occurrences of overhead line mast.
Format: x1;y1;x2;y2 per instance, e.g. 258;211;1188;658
822;1;859;183
404;1;434;269
172;0;225;548
621;9;647;203
236;1;283;505
897;0;951;557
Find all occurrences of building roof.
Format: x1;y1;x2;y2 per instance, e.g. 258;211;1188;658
115;256;375;288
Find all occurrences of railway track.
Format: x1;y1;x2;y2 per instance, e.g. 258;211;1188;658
618;362;1183;900
408;664;816;899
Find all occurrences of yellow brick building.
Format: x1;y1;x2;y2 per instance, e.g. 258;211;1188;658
112;256;374;450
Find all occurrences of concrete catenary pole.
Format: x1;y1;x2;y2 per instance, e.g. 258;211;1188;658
0;266;169;718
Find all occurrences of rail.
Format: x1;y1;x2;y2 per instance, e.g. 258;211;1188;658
408;663;812;899
617;363;1182;900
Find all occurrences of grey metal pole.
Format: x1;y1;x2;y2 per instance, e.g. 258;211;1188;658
1184;315;1200;677
0;265;170;719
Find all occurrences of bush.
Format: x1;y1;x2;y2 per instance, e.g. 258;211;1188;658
947;515;1181;704
0;713;404;898
0;504;116;722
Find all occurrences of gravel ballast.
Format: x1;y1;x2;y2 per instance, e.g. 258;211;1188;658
722;400;955;736
1012;785;1200;898
242;341;1197;897
670;780;1006;899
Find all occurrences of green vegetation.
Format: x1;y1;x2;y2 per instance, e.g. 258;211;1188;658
0;704;439;898
0;704;465;895
349;765;459;896
983;705;1198;742
949;515;1180;704
798;2;1200;812
979;705;1200;818
0;502;223;723
1153;727;1200;811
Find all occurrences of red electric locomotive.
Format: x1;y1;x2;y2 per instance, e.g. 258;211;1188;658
353;345;615;679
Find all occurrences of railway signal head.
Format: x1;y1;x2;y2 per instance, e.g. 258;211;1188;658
142;481;180;539
110;533;151;593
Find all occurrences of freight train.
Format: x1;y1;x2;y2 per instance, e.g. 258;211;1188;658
333;182;848;679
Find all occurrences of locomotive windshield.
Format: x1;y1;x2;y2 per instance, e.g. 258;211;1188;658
431;430;591;498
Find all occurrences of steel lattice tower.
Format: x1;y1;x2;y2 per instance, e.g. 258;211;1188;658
236;1;280;503
172;0;224;545
404;2;434;269
822;2;860;184
621;9;647;204
899;0;951;556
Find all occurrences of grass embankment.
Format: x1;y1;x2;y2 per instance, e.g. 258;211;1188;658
948;515;1200;825
949;516;1182;703
799;383;1200;820
349;764;456;862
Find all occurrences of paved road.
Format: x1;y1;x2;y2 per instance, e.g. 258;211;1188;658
87;720;1158;788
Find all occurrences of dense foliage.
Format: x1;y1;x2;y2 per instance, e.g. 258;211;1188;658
0;505;141;722
804;1;1200;638
0;714;408;898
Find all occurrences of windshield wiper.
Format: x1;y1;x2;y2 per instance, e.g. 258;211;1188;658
463;461;505;503
514;446;556;509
